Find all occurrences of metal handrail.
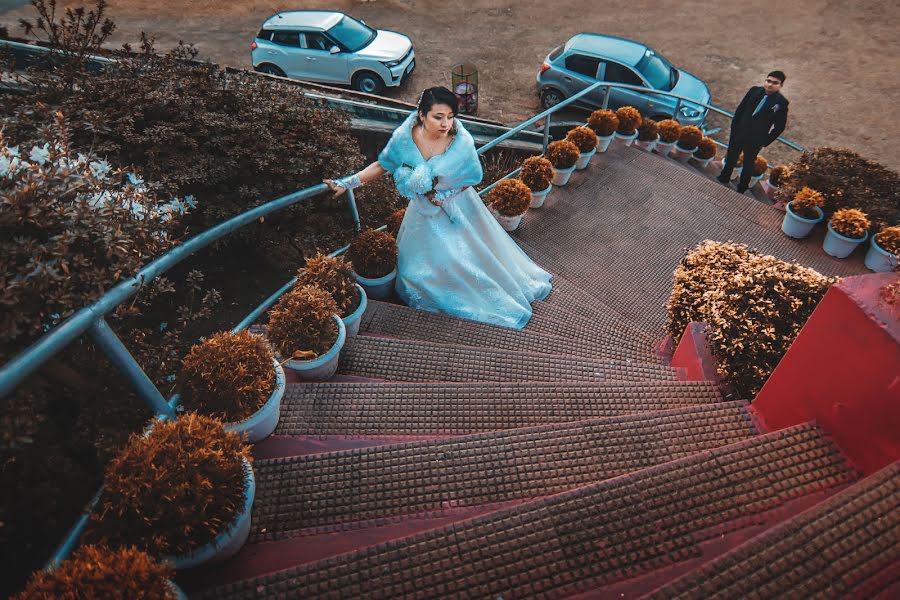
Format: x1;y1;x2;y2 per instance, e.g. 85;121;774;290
0;184;358;402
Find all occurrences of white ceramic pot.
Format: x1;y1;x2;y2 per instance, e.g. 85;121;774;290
655;140;676;156
670;144;696;163
529;184;552;208
353;268;397;300
613;129;638;146
633;135;659;152
596;134;614;153
781;202;824;239
823;223;868;259
575;149;596;170
690;154;715;169
551;165;575;186
225;360;285;443
864;236;899;272
493;210;525;232
283;315;346;380
162;456;255;570
341;284;368;338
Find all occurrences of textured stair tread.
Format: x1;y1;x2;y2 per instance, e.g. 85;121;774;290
537;275;659;348
199;423;855;600
360;299;656;363
276;380;721;436
337;335;676;383
254;402;756;540
512;148;870;334
647;461;900;600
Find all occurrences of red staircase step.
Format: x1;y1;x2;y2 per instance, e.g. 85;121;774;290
337;335;677;383
360;300;657;363
537;275;659;347
274;380;721;438
253;401;755;542
193;423;855;599
644;460;899;599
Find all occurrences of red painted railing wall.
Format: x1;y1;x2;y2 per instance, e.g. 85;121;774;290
752;274;900;474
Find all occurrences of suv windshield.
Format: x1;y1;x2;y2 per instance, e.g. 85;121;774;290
327;16;376;52
635;49;676;91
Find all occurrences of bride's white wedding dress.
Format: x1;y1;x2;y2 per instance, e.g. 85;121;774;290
377;113;552;329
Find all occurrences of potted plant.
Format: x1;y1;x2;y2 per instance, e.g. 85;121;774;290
486;178;532;231
545;140;580;186
587;109;619;152
865;225;900;272
519;155;554;208
614;106;642;146
88;414;254;570
782;187;826;239
179;330;284;443
634;118;659;152
298;253;367;338
566;126;599;169
385;207;406;236
655;119;682;156
671;125;703;163
823;208;870;258
13;545;185;600
691;137;718;169
267;284;345;379
750;155;769;188
766;165;791;201
346;228;398;299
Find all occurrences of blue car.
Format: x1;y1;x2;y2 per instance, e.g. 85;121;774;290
536;33;711;126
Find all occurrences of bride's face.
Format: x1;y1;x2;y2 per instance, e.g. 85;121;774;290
420;103;455;136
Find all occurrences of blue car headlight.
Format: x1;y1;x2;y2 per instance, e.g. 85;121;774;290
382;58;403;68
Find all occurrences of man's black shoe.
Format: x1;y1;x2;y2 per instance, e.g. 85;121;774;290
736;185;748;194
715;175;730;185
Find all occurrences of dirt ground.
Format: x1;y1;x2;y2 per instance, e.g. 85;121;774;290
2;0;899;171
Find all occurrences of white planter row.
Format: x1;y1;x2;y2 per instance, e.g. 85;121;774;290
781;202;897;271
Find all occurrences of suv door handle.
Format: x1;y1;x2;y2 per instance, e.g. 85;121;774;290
306;57;316;60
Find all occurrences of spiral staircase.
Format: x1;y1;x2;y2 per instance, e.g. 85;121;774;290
179;145;896;598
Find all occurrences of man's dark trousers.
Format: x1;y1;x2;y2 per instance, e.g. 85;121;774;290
719;86;789;191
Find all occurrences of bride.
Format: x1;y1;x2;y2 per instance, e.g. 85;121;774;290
325;86;552;329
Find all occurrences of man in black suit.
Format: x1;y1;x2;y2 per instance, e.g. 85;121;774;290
717;71;789;194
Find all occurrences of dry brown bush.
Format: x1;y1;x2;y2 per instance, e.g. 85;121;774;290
666;241;835;398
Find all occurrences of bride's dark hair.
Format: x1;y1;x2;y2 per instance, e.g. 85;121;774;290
417;87;459;134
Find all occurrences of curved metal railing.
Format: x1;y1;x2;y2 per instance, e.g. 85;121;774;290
1;79;805;568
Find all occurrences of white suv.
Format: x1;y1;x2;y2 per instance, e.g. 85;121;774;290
251;10;415;95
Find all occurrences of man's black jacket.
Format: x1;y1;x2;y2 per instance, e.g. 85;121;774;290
730;86;789;147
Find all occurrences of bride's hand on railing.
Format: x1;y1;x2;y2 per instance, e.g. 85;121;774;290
323;179;347;198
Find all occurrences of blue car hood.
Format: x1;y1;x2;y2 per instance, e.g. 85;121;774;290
671;69;711;106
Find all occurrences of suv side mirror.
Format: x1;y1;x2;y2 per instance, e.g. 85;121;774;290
329;45;340;54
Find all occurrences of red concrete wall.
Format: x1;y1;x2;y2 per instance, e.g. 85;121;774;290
671;322;720;384
753;273;900;474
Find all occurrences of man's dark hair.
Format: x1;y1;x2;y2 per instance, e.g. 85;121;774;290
768;70;786;83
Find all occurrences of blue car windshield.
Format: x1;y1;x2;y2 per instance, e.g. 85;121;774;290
327;16;376;52
636;50;675;91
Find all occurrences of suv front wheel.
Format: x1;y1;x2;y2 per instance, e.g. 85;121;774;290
256;64;285;77
540;88;565;109
353;71;385;95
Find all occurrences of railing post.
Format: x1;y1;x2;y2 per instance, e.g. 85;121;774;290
88;318;176;419
346;188;361;233
542;114;552;153
601;86;610;110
